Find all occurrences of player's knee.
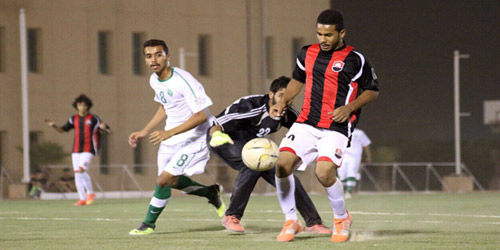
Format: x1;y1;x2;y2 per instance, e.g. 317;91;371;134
156;173;177;187
156;177;171;187
275;161;292;178
315;169;336;187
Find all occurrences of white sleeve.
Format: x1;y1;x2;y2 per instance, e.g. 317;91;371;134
359;130;371;147
180;73;213;113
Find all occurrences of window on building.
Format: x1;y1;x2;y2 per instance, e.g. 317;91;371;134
198;35;211;76
0;131;5;170
132;33;146;75
291;38;304;70
0;27;5;72
265;36;275;79
98;31;112;75
29;131;42;172
133;140;143;174
28;28;41;73
99;133;109;174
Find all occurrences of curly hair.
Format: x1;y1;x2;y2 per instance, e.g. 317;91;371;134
72;94;93;110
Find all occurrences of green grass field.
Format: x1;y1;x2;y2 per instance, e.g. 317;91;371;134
1;192;499;249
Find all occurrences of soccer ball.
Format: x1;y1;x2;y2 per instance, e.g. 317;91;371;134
241;138;279;171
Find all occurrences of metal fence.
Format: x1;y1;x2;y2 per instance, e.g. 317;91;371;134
0;161;487;200
359;162;484;192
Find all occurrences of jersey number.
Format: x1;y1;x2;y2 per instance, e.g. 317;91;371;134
257;128;271;137
176;154;189;167
159;91;167;103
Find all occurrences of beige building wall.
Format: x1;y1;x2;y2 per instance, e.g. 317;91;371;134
0;0;329;197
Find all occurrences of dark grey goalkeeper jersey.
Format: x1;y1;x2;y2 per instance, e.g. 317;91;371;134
215;94;299;142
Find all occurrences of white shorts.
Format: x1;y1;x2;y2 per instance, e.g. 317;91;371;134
71;152;94;172
279;123;349;171
337;154;362;181
157;139;210;176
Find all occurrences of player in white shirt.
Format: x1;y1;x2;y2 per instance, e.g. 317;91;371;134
128;39;225;235
338;128;372;198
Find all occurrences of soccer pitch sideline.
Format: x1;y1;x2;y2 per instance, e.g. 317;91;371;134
1;193;499;250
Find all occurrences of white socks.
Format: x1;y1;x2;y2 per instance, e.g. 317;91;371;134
275;174;298;222
325;179;348;219
75;172;94;201
74;173;86;201
81;172;94;194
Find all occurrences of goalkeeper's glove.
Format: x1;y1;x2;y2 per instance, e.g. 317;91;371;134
209;131;234;147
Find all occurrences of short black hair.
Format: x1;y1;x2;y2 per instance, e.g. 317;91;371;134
269;76;291;93
316;9;344;31
72;94;93;110
143;39;169;55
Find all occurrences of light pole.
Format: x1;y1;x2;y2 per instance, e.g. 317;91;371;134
453;50;470;176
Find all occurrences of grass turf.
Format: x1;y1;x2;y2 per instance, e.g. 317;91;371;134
1;192;499;249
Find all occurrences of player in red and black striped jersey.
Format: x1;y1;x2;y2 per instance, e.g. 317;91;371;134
271;9;379;242
45;94;110;206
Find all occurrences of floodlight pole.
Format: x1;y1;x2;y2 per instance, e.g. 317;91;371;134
20;8;30;183
453;50;469;176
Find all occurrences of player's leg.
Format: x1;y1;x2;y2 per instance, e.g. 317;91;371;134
224;166;260;225
316;132;352;242
167;140;225;217
275;123;318;242
337;159;352;198
347;159;362;196
71;153;87;206
130;168;177;236
261;168;330;233
78;153;95;205
209;139;257;232
275;151;302;242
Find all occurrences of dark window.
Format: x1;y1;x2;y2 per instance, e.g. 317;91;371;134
29;131;42;172
132;33;145;75
0;27;4;72
0;131;5;170
99;133;109;174
28;28;41;73
292;38;304;70
133;140;142;174
198;35;211;76
265;36;274;79
98;31;111;75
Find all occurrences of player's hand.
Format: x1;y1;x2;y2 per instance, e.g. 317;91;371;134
99;123;111;133
328;105;354;123
149;130;174;145
128;130;147;148
209;131;234;147
270;102;287;119
44;119;55;127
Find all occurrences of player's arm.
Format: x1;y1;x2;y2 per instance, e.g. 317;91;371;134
363;145;373;164
331;90;379;123
270;79;304;118
99;122;111;133
128;105;166;147
149;109;208;145
44;119;66;133
330;56;379;123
